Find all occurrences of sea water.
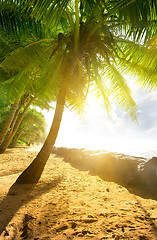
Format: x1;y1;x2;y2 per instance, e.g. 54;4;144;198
93;139;157;159
103;140;157;159
56;137;157;160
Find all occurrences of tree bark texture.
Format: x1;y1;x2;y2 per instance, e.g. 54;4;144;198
0;98;20;145
14;82;67;184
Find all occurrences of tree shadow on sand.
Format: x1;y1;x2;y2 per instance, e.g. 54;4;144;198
0;176;63;235
0;168;27;177
133;195;157;239
55;149;157;238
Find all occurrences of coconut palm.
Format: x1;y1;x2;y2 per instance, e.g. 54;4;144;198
0;16;58;152
0;0;157;185
0;35;58;151
0;67;57;153
0;98;20;145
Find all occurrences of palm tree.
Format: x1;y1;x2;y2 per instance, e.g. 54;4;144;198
0;0;157;185
0;68;57;153
0;97;20;145
0;1;55;147
0;23;58;152
0;95;34;153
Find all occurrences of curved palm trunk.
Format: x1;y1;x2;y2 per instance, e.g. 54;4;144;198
14;82;67;185
0;98;20;145
8;101;23;135
0;99;33;154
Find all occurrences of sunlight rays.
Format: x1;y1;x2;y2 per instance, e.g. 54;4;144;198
43;89;157;159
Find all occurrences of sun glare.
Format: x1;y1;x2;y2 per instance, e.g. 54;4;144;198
43;93;131;153
43;87;157;159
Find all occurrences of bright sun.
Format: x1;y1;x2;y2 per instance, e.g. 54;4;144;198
43;94;121;151
43;94;106;148
42;91;157;158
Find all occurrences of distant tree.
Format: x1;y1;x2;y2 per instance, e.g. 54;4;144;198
0;99;19;144
0;82;55;153
10;108;47;147
0;53;57;153
0;95;34;153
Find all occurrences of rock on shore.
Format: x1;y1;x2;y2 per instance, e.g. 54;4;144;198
52;147;157;187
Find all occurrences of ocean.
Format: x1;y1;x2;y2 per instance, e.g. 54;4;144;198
56;138;157;160
103;141;157;159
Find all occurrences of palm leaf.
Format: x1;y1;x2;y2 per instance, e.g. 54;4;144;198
18;0;71;27
91;59;111;116
117;40;157;89
146;33;157;48
105;63;138;122
0;1;45;41
0;41;49;72
116;0;157;42
66;90;87;116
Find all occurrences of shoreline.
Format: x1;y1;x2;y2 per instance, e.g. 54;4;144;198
54;139;157;159
52;146;157;188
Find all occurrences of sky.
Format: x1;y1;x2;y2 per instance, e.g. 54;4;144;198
43;83;157;158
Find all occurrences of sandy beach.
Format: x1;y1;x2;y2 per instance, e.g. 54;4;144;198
0;147;157;239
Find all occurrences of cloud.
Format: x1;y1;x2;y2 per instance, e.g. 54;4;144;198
133;90;157;135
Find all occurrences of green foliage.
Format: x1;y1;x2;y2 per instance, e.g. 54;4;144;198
0;1;46;42
0;94;11;125
116;0;157;43
0;0;157;123
116;40;157;90
16;140;26;146
10;107;47;147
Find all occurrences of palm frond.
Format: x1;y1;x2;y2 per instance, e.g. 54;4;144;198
0;41;49;72
93;78;111;117
66;90;87;116
106;0;157;43
18;0;71;28
65;57;89;115
146;33;157;48
117;40;157;90
105;64;138;122
0;1;45;42
91;59;111;116
119;40;157;70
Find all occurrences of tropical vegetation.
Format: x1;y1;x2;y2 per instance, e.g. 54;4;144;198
9;108;47;147
0;95;47;147
0;0;156;185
